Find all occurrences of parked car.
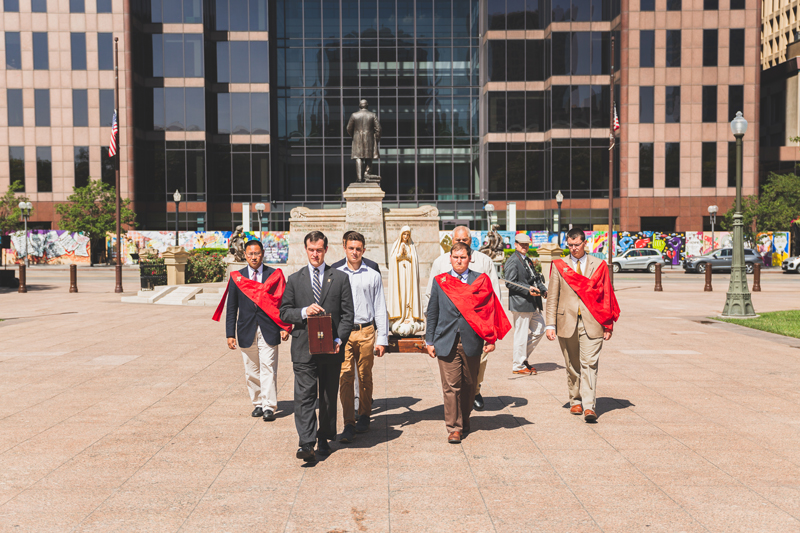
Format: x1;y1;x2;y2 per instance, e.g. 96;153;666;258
683;248;763;274
782;256;800;273
612;248;666;273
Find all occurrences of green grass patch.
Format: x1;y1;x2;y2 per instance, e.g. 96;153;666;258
716;310;800;339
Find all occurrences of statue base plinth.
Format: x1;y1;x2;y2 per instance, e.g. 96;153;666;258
387;334;427;354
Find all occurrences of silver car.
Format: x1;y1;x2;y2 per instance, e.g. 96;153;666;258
782;256;800;273
612;248;666;273
683;248;763;274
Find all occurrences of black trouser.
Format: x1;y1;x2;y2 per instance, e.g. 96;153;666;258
293;359;342;447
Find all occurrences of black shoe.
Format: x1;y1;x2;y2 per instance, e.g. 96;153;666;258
473;393;485;411
355;414;370;433
251;407;264;418
317;438;332;456
339;424;357;443
262;409;275;422
296;444;316;462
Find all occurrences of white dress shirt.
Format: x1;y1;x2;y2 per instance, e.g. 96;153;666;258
337;261;389;346
247;264;264;283
545;253;588;331
301;263;340;345
426;249;500;306
449;269;470;284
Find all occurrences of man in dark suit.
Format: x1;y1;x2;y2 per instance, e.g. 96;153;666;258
280;231;355;462
330;230;381;274
504;233;548;376
226;240;289;421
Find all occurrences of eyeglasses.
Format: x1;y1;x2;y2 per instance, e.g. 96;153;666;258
453;238;470;244
566;243;584;248
245;252;263;258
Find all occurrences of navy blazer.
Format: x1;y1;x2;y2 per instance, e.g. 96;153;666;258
425;270;485;358
331;256;380;274
225;266;283;348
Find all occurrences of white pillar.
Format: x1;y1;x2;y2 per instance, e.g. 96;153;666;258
507;202;516;233
242;203;251;232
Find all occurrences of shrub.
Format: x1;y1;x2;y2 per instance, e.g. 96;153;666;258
186;250;226;283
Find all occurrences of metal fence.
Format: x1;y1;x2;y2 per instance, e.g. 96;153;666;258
139;262;167;291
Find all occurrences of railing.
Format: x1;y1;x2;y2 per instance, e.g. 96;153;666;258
139;262;167;291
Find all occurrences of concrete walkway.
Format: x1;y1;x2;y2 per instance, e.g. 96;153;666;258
1;270;800;532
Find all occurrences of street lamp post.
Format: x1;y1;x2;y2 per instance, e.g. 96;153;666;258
554;190;563;235
722;112;756;317
17;201;32;267
708;205;718;250
484;203;495;230
255;203;265;234
173;189;181;247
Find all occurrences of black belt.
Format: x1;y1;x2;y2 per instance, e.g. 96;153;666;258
352;320;374;331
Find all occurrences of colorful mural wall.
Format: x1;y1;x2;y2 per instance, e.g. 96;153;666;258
3;230;90;264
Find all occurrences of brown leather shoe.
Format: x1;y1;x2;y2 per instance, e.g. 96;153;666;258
570;404;583;415
513;367;537;375
448;431;462;444
584;409;597;422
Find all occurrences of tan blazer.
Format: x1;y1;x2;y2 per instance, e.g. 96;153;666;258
545;254;605;339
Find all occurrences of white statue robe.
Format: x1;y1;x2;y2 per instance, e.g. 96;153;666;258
388;230;424;335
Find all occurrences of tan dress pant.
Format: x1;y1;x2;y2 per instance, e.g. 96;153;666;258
437;339;481;433
240;327;278;411
558;317;603;411
340;325;376;427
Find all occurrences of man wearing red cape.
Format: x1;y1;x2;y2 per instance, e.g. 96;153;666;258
545;228;620;423
213;240;292;422
425;242;512;444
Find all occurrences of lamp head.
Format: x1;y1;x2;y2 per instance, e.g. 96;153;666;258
173;189;181;203
555;190;564;203
255;202;265;212
730;111;748;136
708;205;718;214
483;203;495;212
18;201;25;210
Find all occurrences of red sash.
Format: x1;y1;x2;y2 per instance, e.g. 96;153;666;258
435;272;512;344
553;258;620;330
212;268;293;332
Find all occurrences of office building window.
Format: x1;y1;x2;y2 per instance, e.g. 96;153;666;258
9;147;24;190
702;86;717;123
666;30;681;67
153;88;205;132
641;0;654;10
216;41;268;83
666;0;681;9
729;85;744;121
639;143;654;188
702;142;716;187
36;146;52;192
5;32;21;70
71;33;87;70
550;32;610;76
97;0;111;13
74;147;90;188
729;29;745;66
703;30;718;66
488;90;553;132
665;143;680;187
665;86;680;123
33;33;49;70
728;141;737;187
98;33;114;70
639;86;654;123
100;146;115;186
217;93;269;135
73;90;88;127
731;0;744;8
215;0;266;30
69;0;84;13
7;89;23;127
151;0;202;23
4;0;19;11
640;30;654;68
99;89;115;127
34;89;50;127
152;34;204;78
704;0;717;9
31;0;46;11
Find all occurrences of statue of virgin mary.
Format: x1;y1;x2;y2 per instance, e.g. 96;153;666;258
388;226;424;337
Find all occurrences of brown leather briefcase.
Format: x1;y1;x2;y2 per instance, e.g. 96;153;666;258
308;314;336;354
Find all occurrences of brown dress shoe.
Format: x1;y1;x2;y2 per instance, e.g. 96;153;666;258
513;367;537;375
570;404;583;415
584;409;597;422
448;431;462;444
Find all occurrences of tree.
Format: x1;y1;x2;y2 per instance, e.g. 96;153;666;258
722;172;800;242
55;180;137;265
0;180;30;233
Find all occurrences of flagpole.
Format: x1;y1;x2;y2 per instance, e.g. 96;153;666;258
114;36;123;293
608;35;615;284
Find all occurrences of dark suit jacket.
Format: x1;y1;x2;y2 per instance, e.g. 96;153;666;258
225;266;283;348
425;270;484;358
505;252;548;313
280;264;355;364
331;257;380;274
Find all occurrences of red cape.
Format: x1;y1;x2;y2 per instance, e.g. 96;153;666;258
553;258;620;330
435;272;512;344
213;268;293;332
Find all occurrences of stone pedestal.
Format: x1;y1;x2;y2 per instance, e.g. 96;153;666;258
343;183;388;268
224;257;247;281
537;243;564;281
162;246;190;285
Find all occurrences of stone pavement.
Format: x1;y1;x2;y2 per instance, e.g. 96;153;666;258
1;269;800;532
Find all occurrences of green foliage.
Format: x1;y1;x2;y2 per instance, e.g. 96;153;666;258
0;180;29;233
191;247;228;257
717;310;800;339
55;180;137;242
721;173;800;242
186;250;226;284
502;247;539;260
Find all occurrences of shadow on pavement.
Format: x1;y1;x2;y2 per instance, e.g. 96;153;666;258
528;362;565;373
595;397;635;416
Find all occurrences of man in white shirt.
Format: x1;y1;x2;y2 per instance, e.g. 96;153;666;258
336;231;389;443
426;226;501;411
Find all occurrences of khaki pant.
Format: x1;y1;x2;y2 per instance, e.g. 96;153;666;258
240;327;278;411
558;317;603;411
437;339;480;433
340;325;376;427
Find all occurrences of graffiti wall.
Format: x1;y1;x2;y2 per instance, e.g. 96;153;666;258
3;230;90;264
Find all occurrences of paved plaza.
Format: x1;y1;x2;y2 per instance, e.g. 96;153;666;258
1;267;800;532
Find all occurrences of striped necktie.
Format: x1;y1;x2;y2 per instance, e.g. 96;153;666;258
313;267;321;304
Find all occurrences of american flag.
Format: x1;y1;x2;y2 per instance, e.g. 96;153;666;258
613;104;620;134
108;109;118;157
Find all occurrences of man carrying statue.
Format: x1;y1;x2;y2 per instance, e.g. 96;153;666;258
347;99;382;183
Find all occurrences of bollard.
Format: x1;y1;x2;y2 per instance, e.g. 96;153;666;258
654;263;663;291
703;265;712;292
69;264;78;293
752;263;761;292
17;264;26;293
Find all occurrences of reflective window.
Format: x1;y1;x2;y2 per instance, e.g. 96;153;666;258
639;86;653;124
151;34;203;77
218;93;269;134
665;86;680;123
33;33;49;70
729;29;745;66
100;145;115;185
7;89;23;127
153;88;205;132
4;0;19;12
701;142;716;187
100;89;115;127
731;0;744;8
551;86;570;128
666;30;681;67
665;142;680;187
551;32;609;76
73;89;88;127
151;0;202;23
217;41;267;83
703;0;717;8
728;141;736;186
216;0;267;30
640;0;654;10
666;0;680;9
5;33;21;70
71;33;87;70
639;143;653;188
488;41;505;81
702;85;717;123
9;147;24;190
728;85;743;121
74;147;90;188
703;29;717;66
36;146;52;192
98;33;113;70
34;89;50;127
97;0;112;13
70;0;84;12
31;0;46;12
640;30;654;68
